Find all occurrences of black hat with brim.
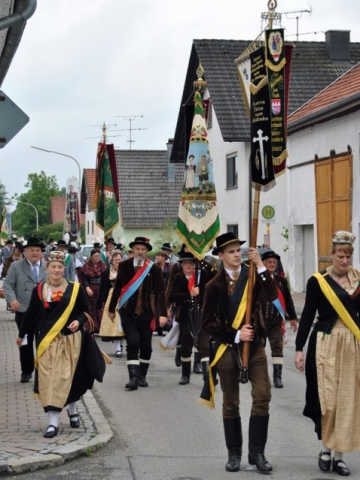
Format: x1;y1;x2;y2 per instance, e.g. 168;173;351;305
178;252;196;262
262;250;280;261
212;232;246;255
129;236;152;251
24;237;44;249
161;242;174;252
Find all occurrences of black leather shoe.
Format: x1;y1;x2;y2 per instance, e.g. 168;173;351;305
20;374;32;383
179;376;190;385
68;411;80;428
226;453;241;472
248;452;272;473
44;425;59;438
332;458;350;476
138;376;148;387
318;451;331;471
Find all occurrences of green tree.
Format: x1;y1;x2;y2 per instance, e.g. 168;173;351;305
11;171;62;238
152;218;180;253
0;179;8;212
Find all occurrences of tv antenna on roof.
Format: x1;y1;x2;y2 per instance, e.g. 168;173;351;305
280;7;312;41
114;115;147;150
85;122;122;141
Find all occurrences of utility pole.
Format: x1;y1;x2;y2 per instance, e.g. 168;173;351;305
114;115;147;150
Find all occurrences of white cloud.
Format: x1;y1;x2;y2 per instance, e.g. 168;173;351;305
0;0;359;200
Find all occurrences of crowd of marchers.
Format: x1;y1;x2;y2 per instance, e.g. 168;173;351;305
1;230;359;476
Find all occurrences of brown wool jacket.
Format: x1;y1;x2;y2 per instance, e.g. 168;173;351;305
201;265;277;345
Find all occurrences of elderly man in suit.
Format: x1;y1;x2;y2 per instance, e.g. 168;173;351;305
3;237;48;383
108;236;168;390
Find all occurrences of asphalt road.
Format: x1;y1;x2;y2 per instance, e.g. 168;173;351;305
10;328;360;480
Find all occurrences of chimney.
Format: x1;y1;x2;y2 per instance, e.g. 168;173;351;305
325;30;351;62
166;138;175;182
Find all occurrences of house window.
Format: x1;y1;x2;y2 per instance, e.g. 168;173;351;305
226;155;238;188
91;220;94;235
227;224;239;237
87;220;90;235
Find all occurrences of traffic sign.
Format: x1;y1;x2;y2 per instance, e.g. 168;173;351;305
0;90;29;148
262;204;275;223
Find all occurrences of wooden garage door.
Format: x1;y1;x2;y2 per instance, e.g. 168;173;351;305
315;153;352;271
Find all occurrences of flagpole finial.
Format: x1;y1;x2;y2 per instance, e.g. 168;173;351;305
262;0;281;29
193;63;207;92
102;122;107;143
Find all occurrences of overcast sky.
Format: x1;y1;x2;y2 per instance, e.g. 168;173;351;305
1;0;359;203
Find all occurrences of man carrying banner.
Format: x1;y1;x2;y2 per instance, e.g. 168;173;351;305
108;237;167;390
200;232;277;473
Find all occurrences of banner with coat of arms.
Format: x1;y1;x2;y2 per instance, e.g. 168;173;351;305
176;90;220;259
265;28;288;176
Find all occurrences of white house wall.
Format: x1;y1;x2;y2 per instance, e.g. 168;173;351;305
287;111;360;292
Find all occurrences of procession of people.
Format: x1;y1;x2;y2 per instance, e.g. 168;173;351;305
3;229;360;477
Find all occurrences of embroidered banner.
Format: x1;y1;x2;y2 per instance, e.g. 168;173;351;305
176;90;220;259
265;29;289;177
250;47;275;191
92;143;120;237
0;206;11;241
64;177;80;242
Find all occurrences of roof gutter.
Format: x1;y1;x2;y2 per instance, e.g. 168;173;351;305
0;0;37;30
0;0;37;86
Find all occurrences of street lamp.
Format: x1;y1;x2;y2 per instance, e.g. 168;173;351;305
15;200;39;231
31;146;82;186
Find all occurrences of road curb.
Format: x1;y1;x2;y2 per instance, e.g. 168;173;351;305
1;390;113;476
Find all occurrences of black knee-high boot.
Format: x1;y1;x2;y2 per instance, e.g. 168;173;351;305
273;364;283;388
248;415;272;473
223;417;242;472
138;362;149;387
193;351;202;373
175;345;181;367
179;361;191;385
125;364;139;390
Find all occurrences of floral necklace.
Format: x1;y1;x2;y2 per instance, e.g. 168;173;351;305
42;279;68;308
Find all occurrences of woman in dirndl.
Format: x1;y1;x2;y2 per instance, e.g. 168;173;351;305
81;248;107;333
97;249;125;357
294;230;360;476
15;251;94;438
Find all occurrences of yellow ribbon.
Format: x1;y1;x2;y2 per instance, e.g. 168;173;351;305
199;280;249;409
35;282;80;368
313;272;360;342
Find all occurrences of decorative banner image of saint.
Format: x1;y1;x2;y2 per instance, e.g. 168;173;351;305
182;145;216;199
176;89;220;259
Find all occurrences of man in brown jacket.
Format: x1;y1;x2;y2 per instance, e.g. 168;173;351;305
200;232;277;473
108;237;167;390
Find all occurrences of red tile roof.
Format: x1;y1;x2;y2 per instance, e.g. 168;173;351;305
81;168;96;212
288;62;360;124
50;197;85;225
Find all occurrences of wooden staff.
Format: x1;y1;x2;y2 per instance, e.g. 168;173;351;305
240;184;261;384
239;0;278;384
